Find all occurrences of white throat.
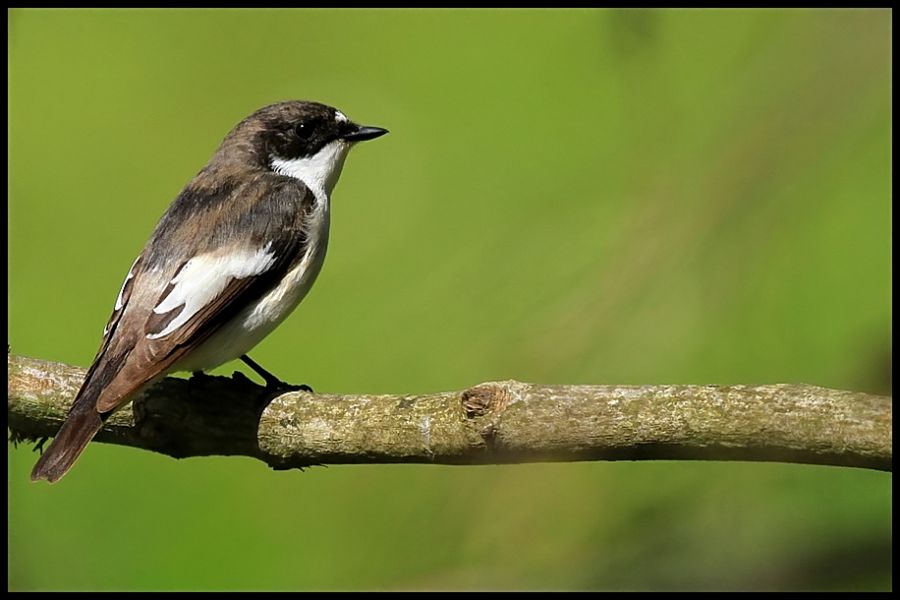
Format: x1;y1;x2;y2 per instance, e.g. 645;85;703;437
271;139;351;201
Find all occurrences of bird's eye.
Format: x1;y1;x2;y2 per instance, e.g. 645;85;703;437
294;123;309;138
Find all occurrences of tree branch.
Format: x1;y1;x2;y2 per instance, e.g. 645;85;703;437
7;354;892;472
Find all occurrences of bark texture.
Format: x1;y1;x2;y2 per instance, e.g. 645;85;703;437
7;354;892;472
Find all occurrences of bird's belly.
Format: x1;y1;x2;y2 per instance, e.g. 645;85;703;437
174;236;328;373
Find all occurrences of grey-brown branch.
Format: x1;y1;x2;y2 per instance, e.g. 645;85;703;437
7;354;892;472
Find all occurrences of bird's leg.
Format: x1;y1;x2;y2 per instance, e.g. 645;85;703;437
240;355;313;393
239;355;284;388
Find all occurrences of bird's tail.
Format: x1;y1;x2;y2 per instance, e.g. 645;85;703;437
30;400;105;484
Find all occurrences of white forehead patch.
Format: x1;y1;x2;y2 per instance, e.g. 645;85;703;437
334;111;348;123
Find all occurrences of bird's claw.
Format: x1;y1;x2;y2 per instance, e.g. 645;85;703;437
265;380;313;394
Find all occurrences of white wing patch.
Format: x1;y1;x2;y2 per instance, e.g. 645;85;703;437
114;256;141;311
104;255;142;337
146;243;277;340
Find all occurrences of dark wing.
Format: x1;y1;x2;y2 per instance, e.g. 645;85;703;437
73;252;145;407
88;174;315;414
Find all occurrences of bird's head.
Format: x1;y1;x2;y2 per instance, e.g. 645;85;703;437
217;100;388;195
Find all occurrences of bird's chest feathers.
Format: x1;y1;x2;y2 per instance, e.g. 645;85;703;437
247;197;330;329
253;140;349;328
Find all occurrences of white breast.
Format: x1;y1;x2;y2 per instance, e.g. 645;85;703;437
173;140;350;373
244;201;330;332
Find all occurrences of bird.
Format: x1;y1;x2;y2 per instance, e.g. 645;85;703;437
30;100;388;483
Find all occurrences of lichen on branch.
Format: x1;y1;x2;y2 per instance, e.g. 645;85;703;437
7;354;892;473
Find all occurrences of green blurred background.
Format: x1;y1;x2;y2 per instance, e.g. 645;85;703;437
8;8;891;591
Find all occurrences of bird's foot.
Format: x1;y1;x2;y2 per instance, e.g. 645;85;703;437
240;354;313;394
254;379;314;413
265;379;313;394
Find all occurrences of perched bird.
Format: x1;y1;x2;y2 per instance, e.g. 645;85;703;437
31;100;388;483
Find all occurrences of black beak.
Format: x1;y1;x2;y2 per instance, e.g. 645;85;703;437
342;124;389;142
